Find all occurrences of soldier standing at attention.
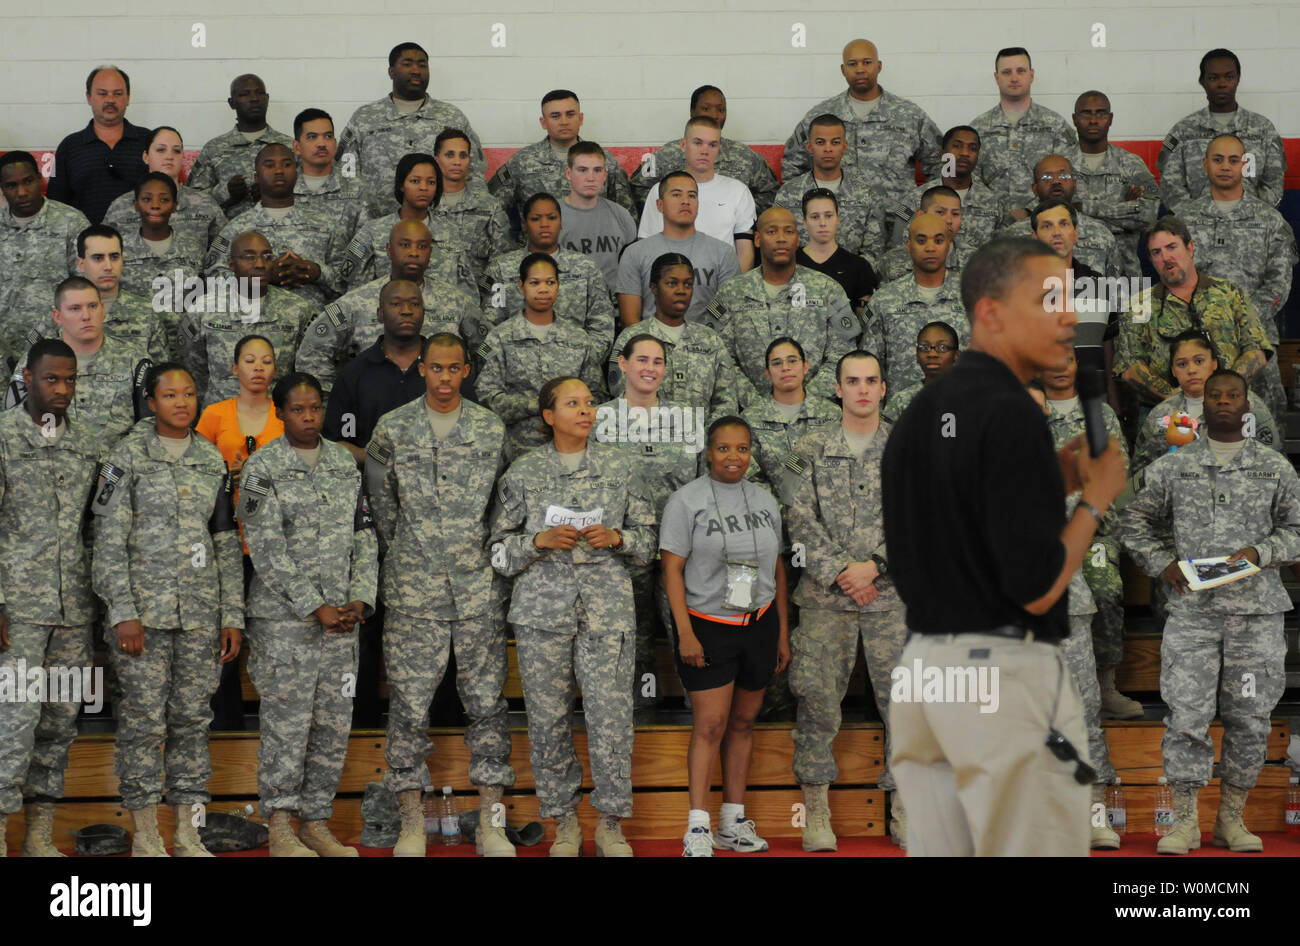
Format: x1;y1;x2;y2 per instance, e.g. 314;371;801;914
339;43;486;218
0;340;100;857
1119;369;1300;855
92;363;243;857
432;128;513;286
290;109;368;247
187;75;293;220
366;333;515;858
489;376;657;857
238;373;377;857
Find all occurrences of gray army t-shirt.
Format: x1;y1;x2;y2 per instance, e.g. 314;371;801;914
559;197;638;290
659;473;782;618
616;232;740;324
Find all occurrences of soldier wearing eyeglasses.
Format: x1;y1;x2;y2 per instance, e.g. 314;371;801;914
881;321;959;422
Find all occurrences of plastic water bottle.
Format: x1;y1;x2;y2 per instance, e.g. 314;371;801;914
1154;777;1174;836
1287;776;1300;835
439;786;461;845
422;785;438;835
1106;778;1127;835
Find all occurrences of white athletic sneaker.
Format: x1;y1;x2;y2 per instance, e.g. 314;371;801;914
714;816;769;853
682;826;714;857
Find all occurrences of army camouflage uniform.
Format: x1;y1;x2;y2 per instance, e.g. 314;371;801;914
862;274;968;392
488;441;657;818
608;318;739;421
705;266;860;406
296;273;482;396
1133;391;1281;476
117;225;210;321
338;95;486;219
784;423;908;790
186;126;295;219
1047;398;1129;672
1063;144;1161;277
910;177;1011;256
881;381;921;423
997;213;1123;279
774;168;890;264
741;394;841;506
0;410;99;815
292;168;369;247
91;419;244;810
969;102;1076;209
1118;436;1300;789
103;183;226;252
26;290;168;367
433;182;515;283
631;137;779;213
783;89;943;241
206;204;350;308
875;238;970;285
365;397;514;791
237;436;377;821
488;138;638;238
1113;275;1274;410
476;314;605;459
340;210;477;298
480;246;615;364
1157;107;1286;213
177;285;311;405
0;199;88;369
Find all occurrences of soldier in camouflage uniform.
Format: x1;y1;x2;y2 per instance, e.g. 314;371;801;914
631;85;779;214
0;152;88;370
1065;92;1161;279
290;108;369;246
969;48;1076;211
298;221;483;395
878;186;974;283
489;90;638;239
186;75;294;219
339;43;486;218
1157;49;1286;213
0;339;100;857
114;177;210;315
775;114;891;265
863;214;968;392
783;352;907;850
432;128;514;283
238;373;377;857
488;376;658;857
1178;135;1296;423
608;253;739;420
103;126;225;251
1118;369;1300;855
366;333;515;857
477;253;605;459
1115;217;1273;415
906;126;1011;256
480;194;615;365
181;232;311;405
92;364;244;857
707;208;859;406
783;40;942;243
205;145;349;308
880;320;959;423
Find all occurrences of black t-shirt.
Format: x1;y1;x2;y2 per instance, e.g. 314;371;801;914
323;339;426;452
882;349;1068;641
796;246;879;310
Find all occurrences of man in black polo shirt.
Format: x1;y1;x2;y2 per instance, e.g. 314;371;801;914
881;237;1127;856
47;66;151;224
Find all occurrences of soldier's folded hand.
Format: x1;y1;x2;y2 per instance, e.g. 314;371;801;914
1162;560;1190;596
315;603;344;631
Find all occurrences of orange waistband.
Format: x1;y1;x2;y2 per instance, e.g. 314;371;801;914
688;600;773;626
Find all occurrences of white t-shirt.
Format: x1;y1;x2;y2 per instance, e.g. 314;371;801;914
638;173;757;244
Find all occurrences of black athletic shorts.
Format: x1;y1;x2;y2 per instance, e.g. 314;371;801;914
671;603;779;692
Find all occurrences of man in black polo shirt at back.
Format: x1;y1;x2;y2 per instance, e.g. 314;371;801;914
881;237;1127;856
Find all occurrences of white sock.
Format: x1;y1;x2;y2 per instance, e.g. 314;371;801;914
687;809;710;831
720;802;745;825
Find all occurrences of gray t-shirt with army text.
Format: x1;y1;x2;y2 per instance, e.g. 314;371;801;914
560;197;638;291
616;232;740;323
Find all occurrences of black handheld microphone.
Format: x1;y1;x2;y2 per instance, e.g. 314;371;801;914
1076;366;1110;458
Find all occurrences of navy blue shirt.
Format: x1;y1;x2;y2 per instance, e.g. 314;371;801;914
882;349;1068;641
47;120;152;224
324;338;426;455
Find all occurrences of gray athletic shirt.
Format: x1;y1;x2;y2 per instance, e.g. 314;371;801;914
559;197;638;290
659;474;783;618
616;232;740;324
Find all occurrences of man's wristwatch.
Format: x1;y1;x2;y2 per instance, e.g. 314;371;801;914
871;553;888;576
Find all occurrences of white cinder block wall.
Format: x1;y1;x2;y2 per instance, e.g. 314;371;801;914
1;0;1297;153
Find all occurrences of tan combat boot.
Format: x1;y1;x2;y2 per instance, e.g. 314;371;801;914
475;786;515;857
1097;668;1144;720
268;809;318;857
1212;782;1263;852
800;783;837;852
890;791;908;851
1090;784;1121;850
392;790;426;857
171;805;215;857
549;811;583;857
300;820;359;857
130;805;170;857
20;802;65;857
1156;785;1201;855
594;814;633;857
